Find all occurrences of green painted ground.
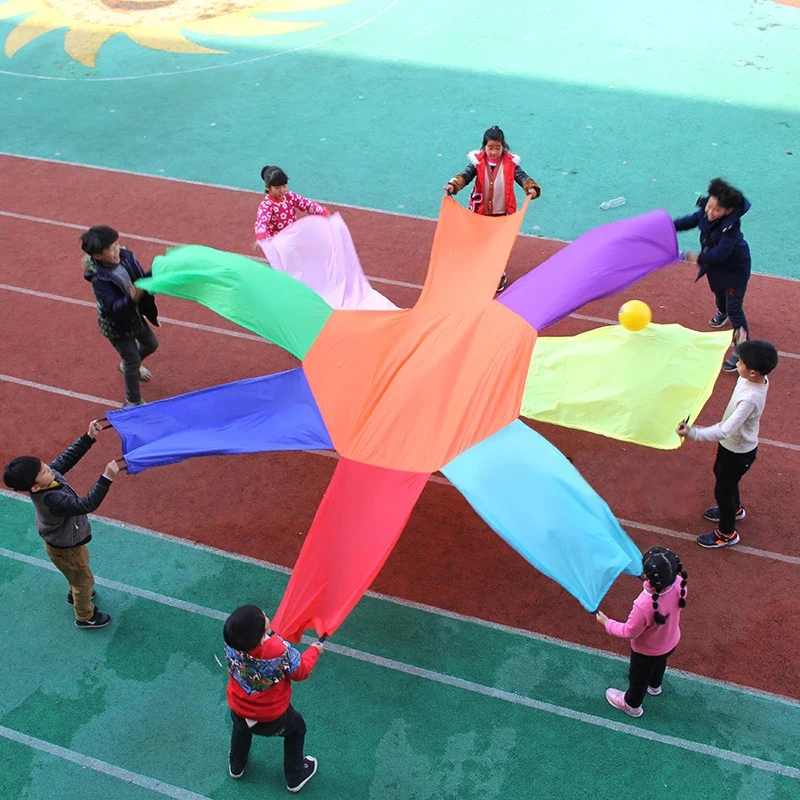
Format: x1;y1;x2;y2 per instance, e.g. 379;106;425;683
2;493;799;799
1;0;799;276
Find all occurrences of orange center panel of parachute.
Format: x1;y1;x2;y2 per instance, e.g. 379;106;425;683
303;197;537;473
304;303;537;473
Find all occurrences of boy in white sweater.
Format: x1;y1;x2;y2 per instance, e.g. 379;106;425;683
677;339;778;547
677;340;779;548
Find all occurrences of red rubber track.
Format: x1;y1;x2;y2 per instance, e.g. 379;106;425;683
1;155;798;696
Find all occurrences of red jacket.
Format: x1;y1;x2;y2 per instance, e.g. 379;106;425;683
469;150;519;215
227;634;319;721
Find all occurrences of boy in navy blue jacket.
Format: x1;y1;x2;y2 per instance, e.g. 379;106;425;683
81;226;160;407
673;178;751;372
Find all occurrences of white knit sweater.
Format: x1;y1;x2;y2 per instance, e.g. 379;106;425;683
688;376;768;453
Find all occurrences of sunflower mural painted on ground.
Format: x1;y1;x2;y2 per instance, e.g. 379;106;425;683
0;0;351;66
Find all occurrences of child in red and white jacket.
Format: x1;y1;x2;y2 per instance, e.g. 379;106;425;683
595;547;688;718
445;126;541;292
254;166;329;245
224;604;323;793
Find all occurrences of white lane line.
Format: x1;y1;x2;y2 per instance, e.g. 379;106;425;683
1;545;798;781
759;438;800;452
0;213;422;294
0;725;212;800
2;216;800;360
3;153;800;287
618;518;800;566
3;211;800;360
0;374;123;408
3;370;798;459
0;283;268;343
0;547;226;620
1;377;798;563
332;646;800;781
2;487;798;708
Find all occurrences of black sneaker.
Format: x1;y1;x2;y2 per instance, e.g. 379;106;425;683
709;311;729;328
697;529;740;548
496;273;508;293
721;356;739;372
703;506;746;523
287;756;317;793
75;609;111;629
228;751;244;779
67;588;97;605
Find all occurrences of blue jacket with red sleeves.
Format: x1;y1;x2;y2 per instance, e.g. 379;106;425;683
674;196;751;291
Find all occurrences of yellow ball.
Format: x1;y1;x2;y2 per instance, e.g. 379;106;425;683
618;300;652;331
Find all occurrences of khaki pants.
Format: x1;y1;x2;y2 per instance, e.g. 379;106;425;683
45;543;96;622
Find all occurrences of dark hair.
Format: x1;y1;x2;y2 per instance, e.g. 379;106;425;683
707;178;743;210
642;547;687;625
261;165;289;187
482;126;509;153
223;604;267;651
3;456;43;491
735;339;779;376
80;225;119;256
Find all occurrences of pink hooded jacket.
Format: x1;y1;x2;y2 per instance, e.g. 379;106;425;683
605;579;686;656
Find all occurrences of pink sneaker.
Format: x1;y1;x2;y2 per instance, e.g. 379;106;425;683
605;688;644;718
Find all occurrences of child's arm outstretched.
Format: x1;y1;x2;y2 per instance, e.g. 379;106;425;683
513;165;541;198
673;207;702;232
677;401;757;443
288;191;328;217
49;420;105;475
596;603;650;640
444;162;478;195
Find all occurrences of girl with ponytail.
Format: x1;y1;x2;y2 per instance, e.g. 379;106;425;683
595;546;688;717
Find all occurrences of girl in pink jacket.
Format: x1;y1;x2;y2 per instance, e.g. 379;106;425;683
596;547;688;718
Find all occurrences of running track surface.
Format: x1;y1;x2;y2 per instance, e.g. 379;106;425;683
4;503;800;799
1;154;798;699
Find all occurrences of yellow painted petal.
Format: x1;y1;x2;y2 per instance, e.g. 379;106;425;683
63;26;115;68
189;16;317;38
124;27;224;55
253;0;352;11
3;13;59;57
0;0;39;21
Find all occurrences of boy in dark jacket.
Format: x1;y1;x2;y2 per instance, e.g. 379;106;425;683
673;178;751;372
224;605;323;793
81;225;160;407
3;421;121;628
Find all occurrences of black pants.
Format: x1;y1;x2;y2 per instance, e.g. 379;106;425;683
111;322;159;403
229;705;306;784
714;444;757;534
714;285;749;339
625;648;674;708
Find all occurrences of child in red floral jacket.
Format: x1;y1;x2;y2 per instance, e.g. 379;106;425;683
254;166;329;245
224;604;323;793
445;126;541;292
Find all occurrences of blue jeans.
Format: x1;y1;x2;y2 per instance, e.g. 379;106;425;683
715;285;749;340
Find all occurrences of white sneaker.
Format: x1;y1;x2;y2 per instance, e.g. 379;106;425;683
118;362;152;382
647;686;662;696
605;688;644;718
